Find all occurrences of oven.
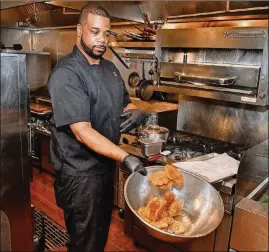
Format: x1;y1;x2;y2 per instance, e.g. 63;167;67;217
29;95;53;174
152;20;268;106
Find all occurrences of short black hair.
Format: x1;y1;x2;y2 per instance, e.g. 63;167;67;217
79;5;110;24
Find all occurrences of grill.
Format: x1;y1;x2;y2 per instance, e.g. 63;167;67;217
153;20;268;106
34;209;69;251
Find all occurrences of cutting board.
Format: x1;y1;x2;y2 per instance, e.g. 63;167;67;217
173;153;240;183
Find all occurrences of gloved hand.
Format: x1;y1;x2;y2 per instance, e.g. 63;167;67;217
120;109;146;133
122;155;147;176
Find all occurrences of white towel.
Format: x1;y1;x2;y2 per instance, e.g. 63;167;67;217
173;153;240;183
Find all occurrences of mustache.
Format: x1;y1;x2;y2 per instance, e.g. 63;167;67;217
93;45;106;49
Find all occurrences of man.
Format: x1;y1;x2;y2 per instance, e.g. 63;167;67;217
47;5;147;252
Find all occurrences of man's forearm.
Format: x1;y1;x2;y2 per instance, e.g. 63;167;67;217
70;122;128;162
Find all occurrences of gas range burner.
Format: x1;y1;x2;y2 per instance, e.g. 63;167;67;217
165;146;204;161
165;132;248;162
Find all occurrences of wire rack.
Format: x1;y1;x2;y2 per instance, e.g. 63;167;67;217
34;209;69;251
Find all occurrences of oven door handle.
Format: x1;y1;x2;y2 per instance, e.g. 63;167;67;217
27;123;32;157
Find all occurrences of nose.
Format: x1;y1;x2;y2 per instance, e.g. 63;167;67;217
98;32;108;44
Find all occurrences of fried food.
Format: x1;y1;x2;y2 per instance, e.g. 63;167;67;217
137;192;188;235
159;180;173;190
164;164;184;186
163;191;176;203
164;164;180;180
160;217;175;225
137;206;152;223
160;209;169;219
151;221;169;229
136;167;190;235
148;164;184;189
148;171;169;186
169;199;184;217
151;217;175;230
144;197;168;222
169;221;189;235
138;207;146;217
173;173;184;186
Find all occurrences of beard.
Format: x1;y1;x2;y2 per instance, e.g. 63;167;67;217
80;36;106;60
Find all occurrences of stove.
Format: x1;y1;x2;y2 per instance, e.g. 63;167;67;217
163;132;247;162
121;131;247;169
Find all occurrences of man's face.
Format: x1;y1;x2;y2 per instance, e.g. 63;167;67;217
79;14;111;59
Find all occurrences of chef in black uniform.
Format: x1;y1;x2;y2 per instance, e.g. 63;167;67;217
47;5;147;252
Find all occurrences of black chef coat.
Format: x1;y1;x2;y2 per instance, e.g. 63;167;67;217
48;45;130;176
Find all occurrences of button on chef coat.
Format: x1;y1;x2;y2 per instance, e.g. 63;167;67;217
48;45;130;176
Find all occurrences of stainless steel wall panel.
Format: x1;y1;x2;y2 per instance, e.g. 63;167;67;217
32;29;76;68
32;29;58;67
176;97;268;146
56;29;77;62
0;28;31;50
26;52;51;90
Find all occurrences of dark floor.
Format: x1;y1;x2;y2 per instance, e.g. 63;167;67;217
30;167;147;251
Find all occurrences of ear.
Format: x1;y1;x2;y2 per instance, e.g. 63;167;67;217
77;24;82;38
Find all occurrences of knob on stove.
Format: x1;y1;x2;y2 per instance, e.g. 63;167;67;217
118;209;124;219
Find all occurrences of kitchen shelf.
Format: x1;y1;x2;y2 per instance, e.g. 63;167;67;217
130;97;178;113
109;41;155;49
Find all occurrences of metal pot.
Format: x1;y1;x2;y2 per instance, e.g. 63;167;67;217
128;72;140;88
135;79;154;101
137;125;169;144
124;166;224;243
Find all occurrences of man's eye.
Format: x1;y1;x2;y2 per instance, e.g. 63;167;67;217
91;30;99;35
105;32;111;37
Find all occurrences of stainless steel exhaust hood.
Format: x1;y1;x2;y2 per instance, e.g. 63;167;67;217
1;1;268;29
46;1;145;23
0;1;145;29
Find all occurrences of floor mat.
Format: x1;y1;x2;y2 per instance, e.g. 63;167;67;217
34;208;69;251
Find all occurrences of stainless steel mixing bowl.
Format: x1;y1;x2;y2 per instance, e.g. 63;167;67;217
124;166;224;243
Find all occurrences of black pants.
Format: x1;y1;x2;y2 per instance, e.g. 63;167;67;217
54;171;114;252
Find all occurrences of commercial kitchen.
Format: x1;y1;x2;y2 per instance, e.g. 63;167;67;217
0;1;268;251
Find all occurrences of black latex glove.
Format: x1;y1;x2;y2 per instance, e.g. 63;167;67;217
122;155;147;176
120;109;146;133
